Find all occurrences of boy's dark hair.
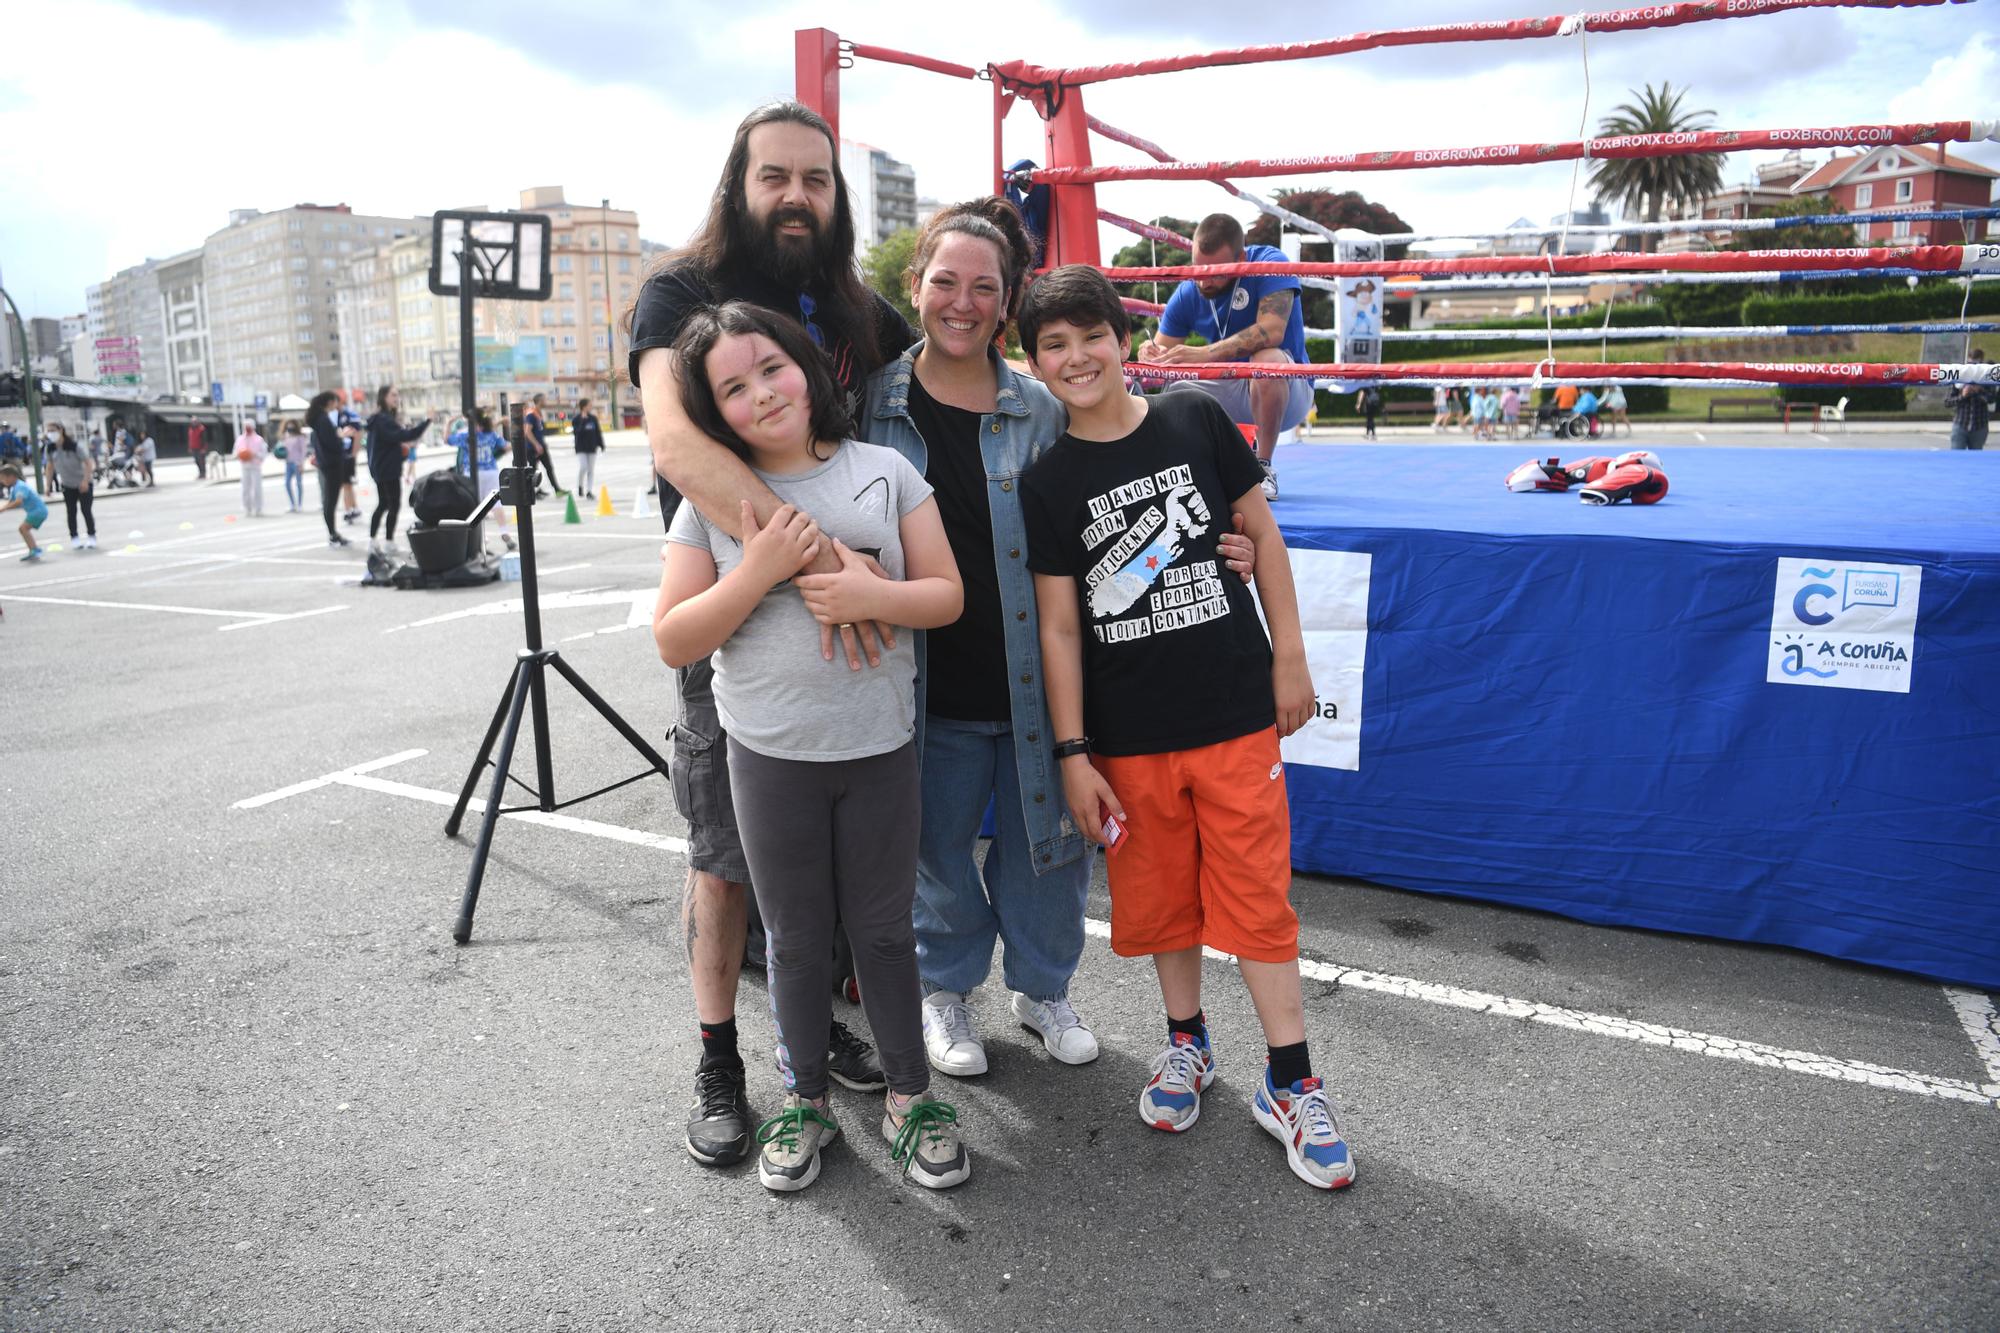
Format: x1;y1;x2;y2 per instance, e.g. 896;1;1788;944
577;398;590;409
1193;213;1245;255
1018;265;1132;355
672;300;852;462
375;383;395;410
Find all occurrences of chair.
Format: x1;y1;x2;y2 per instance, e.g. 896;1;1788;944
1818;397;1849;432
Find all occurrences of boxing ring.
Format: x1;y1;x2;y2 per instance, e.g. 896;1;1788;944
797;1;2000;987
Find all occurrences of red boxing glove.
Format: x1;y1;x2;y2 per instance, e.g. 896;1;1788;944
1611;449;1664;472
1579;461;1669;506
1560;456;1614;487
1506;458;1570;493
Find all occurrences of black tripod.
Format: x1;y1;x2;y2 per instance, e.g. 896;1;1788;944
445;464;670;943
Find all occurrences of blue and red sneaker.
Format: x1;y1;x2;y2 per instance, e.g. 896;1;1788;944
1138;1031;1216;1132
1251;1067;1356;1190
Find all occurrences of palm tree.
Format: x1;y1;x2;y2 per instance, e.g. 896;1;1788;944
1589;83;1725;252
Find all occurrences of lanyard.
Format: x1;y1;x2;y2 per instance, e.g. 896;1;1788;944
1206;279;1239;343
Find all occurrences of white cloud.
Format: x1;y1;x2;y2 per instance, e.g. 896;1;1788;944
0;0;1989;320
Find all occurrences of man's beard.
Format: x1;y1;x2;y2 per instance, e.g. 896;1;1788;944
736;205;841;289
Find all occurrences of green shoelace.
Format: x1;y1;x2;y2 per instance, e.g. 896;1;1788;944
756;1101;837;1154
887;1098;960;1173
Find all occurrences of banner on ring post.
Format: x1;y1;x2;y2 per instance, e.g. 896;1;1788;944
1332;230;1384;393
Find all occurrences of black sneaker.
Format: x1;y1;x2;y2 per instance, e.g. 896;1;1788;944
684;1061;753;1166
828;1019;887;1091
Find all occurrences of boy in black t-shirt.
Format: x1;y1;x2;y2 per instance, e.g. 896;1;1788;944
1018;266;1354;1190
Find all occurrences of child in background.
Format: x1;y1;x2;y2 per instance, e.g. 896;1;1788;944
653;301;969;1195
1018;266;1356;1190
1;465;50;562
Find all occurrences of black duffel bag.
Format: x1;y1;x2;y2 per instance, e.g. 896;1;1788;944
409;467;477;526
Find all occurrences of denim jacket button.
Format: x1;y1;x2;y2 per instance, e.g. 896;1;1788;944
1019;673;1032;684
1025;731;1037;742
1000;480;1012;491
1033;793;1046;803
1040;853;1051;864
1016;610;1027;621
1009;548;1020;559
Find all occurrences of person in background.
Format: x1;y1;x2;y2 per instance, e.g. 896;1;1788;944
450;409;513;548
1355;385;1382;440
1430;385;1450;431
135;428;157;487
1949;347;1990;451
1;464;49;562
1573;386;1602;434
1500;385;1522;439
525;392;564;496
188;419;209;480
48;426;95;550
1601;383;1631;437
88;429;105;468
0;424;23;470
364;385;431;548
234;419;268;517
306;392;351;548
278;420;307;512
1553;382;1580;417
337;405;364;524
572;397;605;499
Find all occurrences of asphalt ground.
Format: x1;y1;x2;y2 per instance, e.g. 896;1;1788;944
3;432;1996;1332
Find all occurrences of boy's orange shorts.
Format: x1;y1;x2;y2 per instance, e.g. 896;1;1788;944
1095;726;1298;964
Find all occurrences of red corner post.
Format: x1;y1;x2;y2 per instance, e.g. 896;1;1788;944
1043;85;1101;268
795;28;841;138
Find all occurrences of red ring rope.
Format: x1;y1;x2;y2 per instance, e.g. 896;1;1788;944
1125;359;1997;388
991;1;1963;88
1097;245;1994;281
1030;121;1990;186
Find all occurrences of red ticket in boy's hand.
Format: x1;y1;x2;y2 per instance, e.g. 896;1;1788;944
1101;813;1126;855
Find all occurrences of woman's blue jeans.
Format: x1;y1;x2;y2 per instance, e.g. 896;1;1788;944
914;716;1090;1002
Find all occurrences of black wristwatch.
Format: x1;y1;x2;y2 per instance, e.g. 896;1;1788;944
1052;737;1091;760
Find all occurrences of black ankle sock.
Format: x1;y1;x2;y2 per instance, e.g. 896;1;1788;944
1166;1010;1207;1043
1268;1039;1313;1090
698;1017;742;1069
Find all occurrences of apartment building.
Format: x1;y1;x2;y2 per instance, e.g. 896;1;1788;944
204;203;425;408
839;140;919;251
331;189;642;419
155;249;214;402
84;259;169;398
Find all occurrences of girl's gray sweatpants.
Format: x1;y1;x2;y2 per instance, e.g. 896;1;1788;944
727;737;928;1101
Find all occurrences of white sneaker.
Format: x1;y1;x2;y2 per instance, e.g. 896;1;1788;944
1011;992;1100;1065
921;991;988;1077
1258;460;1279;501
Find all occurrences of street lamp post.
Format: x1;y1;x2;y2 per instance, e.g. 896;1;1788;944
0;284;46;492
599;198;617;425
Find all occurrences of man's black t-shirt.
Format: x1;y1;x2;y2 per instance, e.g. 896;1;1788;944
907;375;1009;722
626;259;913;401
628;257;915;533
1020;390;1273;757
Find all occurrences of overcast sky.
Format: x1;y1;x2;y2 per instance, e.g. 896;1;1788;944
2;0;1995;318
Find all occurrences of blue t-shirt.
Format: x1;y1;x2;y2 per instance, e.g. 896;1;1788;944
1159;243;1308;366
1574;390;1601;416
7;479;48;525
451;429;503;472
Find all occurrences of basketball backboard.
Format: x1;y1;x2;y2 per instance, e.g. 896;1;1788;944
428;211;552;300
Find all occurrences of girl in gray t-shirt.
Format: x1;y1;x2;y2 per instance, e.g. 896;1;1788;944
654;302;970;1195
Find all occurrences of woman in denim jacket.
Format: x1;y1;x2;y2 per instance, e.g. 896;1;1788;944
861;199;1254;1078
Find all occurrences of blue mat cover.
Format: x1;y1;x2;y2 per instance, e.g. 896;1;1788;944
1272;444;2000;988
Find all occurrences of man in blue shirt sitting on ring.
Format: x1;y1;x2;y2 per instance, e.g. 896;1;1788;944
1139;213;1312;501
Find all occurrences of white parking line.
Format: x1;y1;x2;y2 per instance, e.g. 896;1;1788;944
238;750;1999;1111
231;748;430;809
5;592;346;630
1944;987;2000;1096
217;605;348;631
